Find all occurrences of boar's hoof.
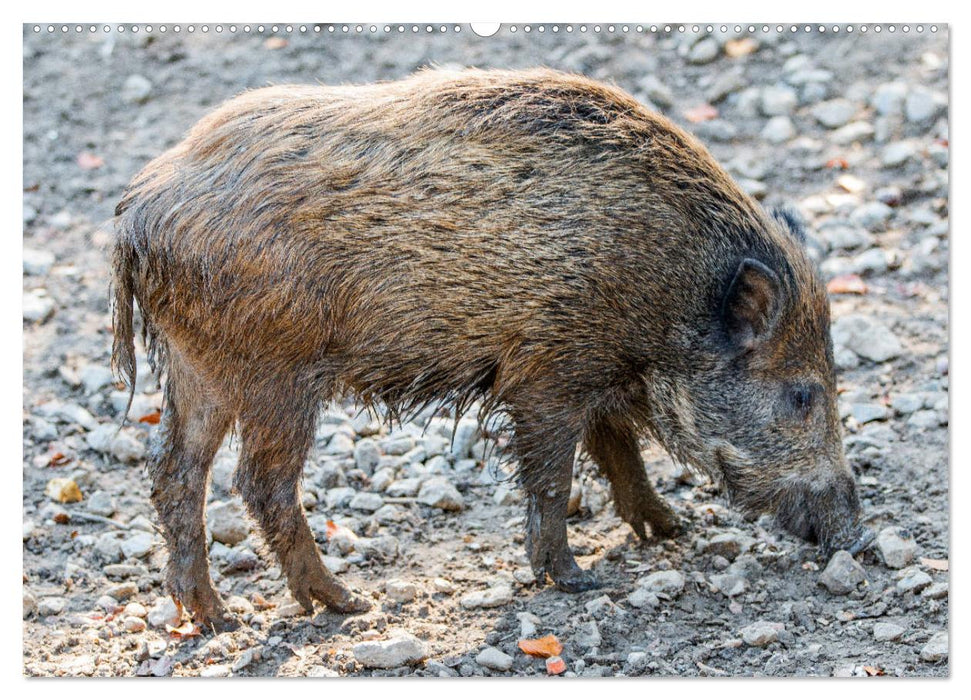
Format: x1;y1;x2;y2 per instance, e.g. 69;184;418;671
554;570;600;593
324;590;373;615
201;611;241;635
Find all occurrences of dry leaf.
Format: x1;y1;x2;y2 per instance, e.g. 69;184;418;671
166;621;201;639
264;37;288;50
920;557;948;571
48;451;72;467
827;274;868;295
53;512;71;525
251;592;275;610
684;103;718;123
138;410;162;425
725;38;757;57
77;152;104;170
545;656;567;675
518;634;563;658
863;665;885;676
825;157;849;170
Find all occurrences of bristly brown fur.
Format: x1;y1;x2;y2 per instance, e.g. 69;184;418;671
111;67;864;628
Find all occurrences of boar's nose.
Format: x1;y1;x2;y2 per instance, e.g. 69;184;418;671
775;470;871;557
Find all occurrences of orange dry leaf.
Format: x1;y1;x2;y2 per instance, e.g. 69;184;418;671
863;665;885;676
53;512;70;525
825;157;849;170
920;558;949;571
518;634;563;658
827;274;868;295
77;152;105;170
251;592;275;610
264;37;289;50
684;103;718;123
138;410;162;425
166;621;201;639
48;451;72;467
724;38;757;57
546;656;567;675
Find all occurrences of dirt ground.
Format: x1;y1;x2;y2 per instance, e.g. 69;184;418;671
22;23;949;677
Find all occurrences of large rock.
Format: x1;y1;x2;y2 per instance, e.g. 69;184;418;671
920;631;948;662
353;632;428;668
875;526;916;569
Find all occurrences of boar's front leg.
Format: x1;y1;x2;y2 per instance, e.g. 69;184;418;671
583;416;682;540
235;387;371;616
150;350;237;633
513;410;598;593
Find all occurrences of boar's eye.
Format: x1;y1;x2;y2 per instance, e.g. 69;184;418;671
790;386;814;417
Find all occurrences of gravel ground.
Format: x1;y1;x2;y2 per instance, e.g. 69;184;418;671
22;24;949;677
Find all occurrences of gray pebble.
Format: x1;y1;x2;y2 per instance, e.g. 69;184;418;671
207;499;251;546
905;87;946;125
760;85;798;117
687;37;720;65
122;74;153;104
812;99;856;128
353;632;429;668
639;75;673;108
880;142;918;168
23;289;55;322
871;82;908;116
740;621;784;647
895;567;932;594
851;202;893;231
37;596;68;616
852;248;891;276
908;410;943;429
830;121;874;146
353;438;381;474
417;477;464;511
819;550;866;595
636;570;685;597
761;116;795;144
460;584;513;609
385;578;418;603
876;526;916;568
892;393;924;415
831;315;903;363
920;631;948;662
850;403;889;424
349;491;384;513
820;223;873;251
873;622;904;642
120;531;156;559
23;248;55;276
476;646;514;671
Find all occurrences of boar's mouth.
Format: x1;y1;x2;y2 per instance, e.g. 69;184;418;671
771;474;874;558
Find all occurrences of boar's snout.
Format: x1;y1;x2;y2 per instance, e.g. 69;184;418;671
773;470;873;558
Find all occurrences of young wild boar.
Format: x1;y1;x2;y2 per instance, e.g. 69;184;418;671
112;68;872;632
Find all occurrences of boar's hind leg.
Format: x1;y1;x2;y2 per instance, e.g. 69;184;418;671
235;390;371;616
515;416;598;593
583;417;682;540
150;351;236;633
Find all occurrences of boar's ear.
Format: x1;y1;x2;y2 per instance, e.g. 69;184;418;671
722;258;783;350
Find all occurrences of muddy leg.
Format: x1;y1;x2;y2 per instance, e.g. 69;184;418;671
235;390;370;616
150;351;236;633
583;417;682;540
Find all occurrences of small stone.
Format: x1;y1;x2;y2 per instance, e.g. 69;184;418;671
105;582;138;602
147;597;182;629
232;647;260;672
876;527;916;568
831;315;903;363
207;500;251;546
812;99;856;128
79;365;115;394
86;490;116;517
516;611;540;638
386;579;418;603
38;596;67;616
417;477;464;511
476;646;514;671
325;432;355;456
831;121;875;145
760;86;798;116
851;202;894;231
200;664;232;678
45;477;82;503
639;75;673;107
710;573;748;597
905;87;946;125
370;467;395;493
850;403;889;424
819;550;866;595
873;622;904;642
575;620;602;650
493;484;522;506
740;621;784;647
349;492;384;513
908;410;943;430
450;419;479;459
852;248;890;276
820;224;873;251
325;486;356;509
122;74;153;104
386;478;422;498
95;532;125;562
23;289;55;322
352;632;428;668
225;595;254;615
120;532;156;559
627;588;659;609
23;589;37;618
761;116;795;144
512;567;536;585
871;82;908;116
460;584;514;609
920;631;948;662
687;37;720;64
896;567;932;594
880;142;918;168
432;578;456;595
124;601;147;618
353;438;381;474
705;532;742;560
322;555;348;574
124;616;147;633
922;582;948;600
636;570;685;597
276;601;305;618
23;248;55;276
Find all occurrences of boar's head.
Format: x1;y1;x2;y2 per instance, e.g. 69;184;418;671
649;209;873;557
